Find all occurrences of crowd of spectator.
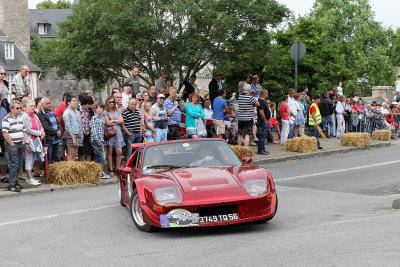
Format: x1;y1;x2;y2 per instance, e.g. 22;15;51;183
1;65;399;193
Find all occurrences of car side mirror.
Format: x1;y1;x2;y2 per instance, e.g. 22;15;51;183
242;157;252;164
122;167;132;173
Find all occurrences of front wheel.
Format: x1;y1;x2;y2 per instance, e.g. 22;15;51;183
130;188;154;232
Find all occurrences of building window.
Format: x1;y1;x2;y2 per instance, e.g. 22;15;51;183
5;43;14;60
38;23;48;35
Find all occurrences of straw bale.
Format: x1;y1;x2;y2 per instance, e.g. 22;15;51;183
340;133;370;147
230;145;254;160
371;130;391;141
48;161;102;186
285;136;318;153
297;136;318;153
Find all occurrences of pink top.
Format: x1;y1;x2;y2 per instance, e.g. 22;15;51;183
353;104;362;113
280;102;290;120
26;112;42;139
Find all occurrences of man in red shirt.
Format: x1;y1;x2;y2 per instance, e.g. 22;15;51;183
280;95;290;145
54;92;72;160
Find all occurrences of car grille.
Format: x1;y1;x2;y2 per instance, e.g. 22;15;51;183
196;204;238;216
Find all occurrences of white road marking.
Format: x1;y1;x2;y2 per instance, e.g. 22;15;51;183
0;204;120;227
275;159;400;183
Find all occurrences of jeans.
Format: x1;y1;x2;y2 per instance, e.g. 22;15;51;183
322;115;334;137
311;126;321;148
5;143;24;186
47;142;60;164
155;128;167;142
288;120;295;139
124;132;142;159
256;122;270;153
91;141;105;164
167;124;180;140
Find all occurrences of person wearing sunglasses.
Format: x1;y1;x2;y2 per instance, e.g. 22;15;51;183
2;100;25;192
0;68;9;111
11;65;31;99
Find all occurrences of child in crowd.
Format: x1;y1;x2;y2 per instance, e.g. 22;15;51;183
144;101;155;142
269;102;280;144
294;93;305;137
90;102;109;179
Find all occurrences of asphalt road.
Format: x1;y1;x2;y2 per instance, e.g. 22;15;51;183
1;146;400;266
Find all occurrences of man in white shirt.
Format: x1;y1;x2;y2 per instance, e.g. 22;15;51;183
335;95;345;138
337;81;343;96
287;89;297;138
203;98;214;138
122;82;132;109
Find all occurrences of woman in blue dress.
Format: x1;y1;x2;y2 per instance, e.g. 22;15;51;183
103;96;125;176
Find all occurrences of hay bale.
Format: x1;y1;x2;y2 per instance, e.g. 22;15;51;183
285;136;318;153
48;161;102;186
297;136;318;153
371;130;391;141
340;133;370;147
285;138;298;152
230;145;254;160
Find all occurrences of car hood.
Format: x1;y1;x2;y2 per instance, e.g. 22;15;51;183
171;167;241;193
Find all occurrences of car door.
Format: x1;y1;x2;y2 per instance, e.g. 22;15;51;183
120;150;140;204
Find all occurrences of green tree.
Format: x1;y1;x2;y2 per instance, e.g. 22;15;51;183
43;0;289;91
37;0;71;9
29;35;51;78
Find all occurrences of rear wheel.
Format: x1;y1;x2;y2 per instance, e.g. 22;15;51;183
118;182;125;206
130;188;154;232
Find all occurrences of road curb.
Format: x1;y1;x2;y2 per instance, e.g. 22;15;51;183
252;141;392;166
0;177;118;199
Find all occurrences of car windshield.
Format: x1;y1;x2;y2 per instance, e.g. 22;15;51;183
142;140;241;173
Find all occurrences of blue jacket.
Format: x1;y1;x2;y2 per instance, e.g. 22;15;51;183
62;107;83;137
185;103;205;128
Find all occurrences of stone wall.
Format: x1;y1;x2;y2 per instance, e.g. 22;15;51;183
372;86;395;101
0;0;30;56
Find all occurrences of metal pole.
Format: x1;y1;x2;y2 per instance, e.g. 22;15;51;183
295;60;298;93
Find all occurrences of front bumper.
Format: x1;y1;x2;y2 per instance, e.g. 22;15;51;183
140;191;277;227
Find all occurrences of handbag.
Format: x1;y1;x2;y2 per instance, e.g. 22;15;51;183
104;114;116;140
195;119;207;137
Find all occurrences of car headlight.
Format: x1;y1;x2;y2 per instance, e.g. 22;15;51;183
243;179;268;197
153;186;182;206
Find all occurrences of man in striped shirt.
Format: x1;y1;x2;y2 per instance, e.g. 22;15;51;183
237;84;259;147
2;100;25;192
122;98;143;159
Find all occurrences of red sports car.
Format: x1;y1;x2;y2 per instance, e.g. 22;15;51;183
118;139;277;232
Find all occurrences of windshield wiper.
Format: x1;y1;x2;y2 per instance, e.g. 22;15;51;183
146;164;185;170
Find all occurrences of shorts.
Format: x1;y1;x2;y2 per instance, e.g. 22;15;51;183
186;127;197;137
78;134;94;155
64;133;83;148
238;120;253;135
214;120;225;135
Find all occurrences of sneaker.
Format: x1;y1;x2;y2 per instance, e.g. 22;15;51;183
32;178;41;185
15;183;24;189
26;179;40;186
100;172;110;179
318;146;323;149
249;141;257;146
0;176;9;183
8;185;20;192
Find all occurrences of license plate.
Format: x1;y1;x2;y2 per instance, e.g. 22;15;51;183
199;213;239;223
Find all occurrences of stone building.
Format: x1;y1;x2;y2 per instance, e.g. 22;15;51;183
29;9;73;40
0;0;30;56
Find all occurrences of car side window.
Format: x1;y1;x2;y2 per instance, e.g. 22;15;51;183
136;150;142;170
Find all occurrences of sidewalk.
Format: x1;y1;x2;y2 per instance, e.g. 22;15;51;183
251;138;392;165
0;138;393;199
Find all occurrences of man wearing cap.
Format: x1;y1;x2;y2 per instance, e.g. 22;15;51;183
150;94;170;142
122;81;132;109
309;95;323;149
125;66;141;97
